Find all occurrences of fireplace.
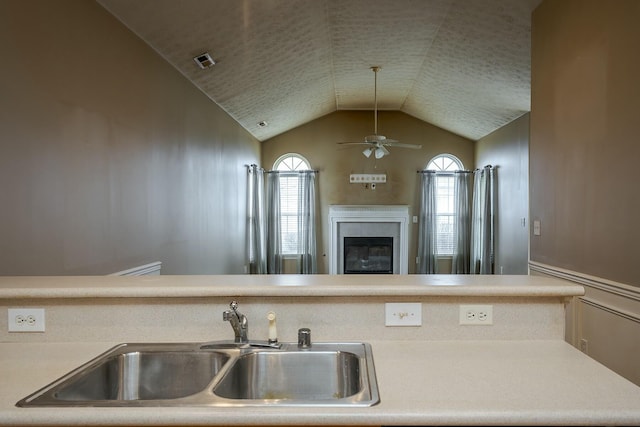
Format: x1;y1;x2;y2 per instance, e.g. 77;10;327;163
329;205;409;274
344;237;393;274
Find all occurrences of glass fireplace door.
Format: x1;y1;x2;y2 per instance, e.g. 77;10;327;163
343;237;393;274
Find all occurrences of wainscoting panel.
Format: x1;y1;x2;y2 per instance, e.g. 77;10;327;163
579;298;640;386
530;261;640;386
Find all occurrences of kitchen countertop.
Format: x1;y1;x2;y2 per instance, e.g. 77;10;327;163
2;339;640;426
0;274;584;299
2;275;630;425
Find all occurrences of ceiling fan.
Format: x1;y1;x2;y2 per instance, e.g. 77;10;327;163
338;66;422;159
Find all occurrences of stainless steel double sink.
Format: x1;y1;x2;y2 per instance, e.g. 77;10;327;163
17;341;379;407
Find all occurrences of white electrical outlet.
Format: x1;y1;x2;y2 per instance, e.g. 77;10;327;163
580;338;589;354
459;305;493;325
8;308;46;332
385;303;422;326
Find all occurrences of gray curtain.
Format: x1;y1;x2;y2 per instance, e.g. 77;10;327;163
295;171;317;274
261;170;318;274
470;166;496;274
247;165;266;274
417;171;438;274
452;171;473;274
265;172;283;274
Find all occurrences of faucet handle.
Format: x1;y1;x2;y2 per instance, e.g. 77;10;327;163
297;328;311;348
267;312;278;344
229;300;239;312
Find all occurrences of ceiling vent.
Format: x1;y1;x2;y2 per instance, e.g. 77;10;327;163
193;52;215;69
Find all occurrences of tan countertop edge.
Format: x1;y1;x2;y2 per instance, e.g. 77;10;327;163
0;274;585;299
1;340;640;426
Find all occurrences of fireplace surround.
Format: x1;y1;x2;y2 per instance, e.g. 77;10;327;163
344;236;393;274
328;205;409;274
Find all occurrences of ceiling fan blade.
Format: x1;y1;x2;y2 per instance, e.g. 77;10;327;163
384;142;422;149
337;142;372;146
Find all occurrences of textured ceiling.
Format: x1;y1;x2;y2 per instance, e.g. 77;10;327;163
97;0;539;142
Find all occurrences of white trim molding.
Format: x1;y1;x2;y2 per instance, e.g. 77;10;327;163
580;297;640;324
529;261;640;302
109;261;162;276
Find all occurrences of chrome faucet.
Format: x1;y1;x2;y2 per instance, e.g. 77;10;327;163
223;300;248;343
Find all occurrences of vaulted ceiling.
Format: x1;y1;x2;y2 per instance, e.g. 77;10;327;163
98;0;539;142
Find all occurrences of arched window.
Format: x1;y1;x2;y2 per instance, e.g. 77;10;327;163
274;153;310;172
426;154;463;172
426;154;464;255
273;154;311;255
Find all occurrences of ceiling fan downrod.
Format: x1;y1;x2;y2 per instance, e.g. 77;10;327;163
336;65;420;158
371;66;380;136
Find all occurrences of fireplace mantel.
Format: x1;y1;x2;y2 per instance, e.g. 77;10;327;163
328;205;410;274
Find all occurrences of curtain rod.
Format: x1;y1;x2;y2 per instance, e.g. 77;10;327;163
247;165;319;174
416;165;493;174
265;170;319;174
416;170;473;174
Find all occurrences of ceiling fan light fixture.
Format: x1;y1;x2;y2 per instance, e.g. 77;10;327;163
374;147;385;159
363;147;373;158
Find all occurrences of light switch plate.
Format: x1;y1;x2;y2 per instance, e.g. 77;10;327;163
385;303;422;326
533;220;541;236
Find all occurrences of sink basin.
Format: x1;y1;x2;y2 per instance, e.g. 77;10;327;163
214;349;362;401
17;343;230;406
17;341;379;407
54;350;229;401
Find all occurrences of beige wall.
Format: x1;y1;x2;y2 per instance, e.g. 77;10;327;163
0;0;526;278
261;110;475;274
0;0;260;275
476;113;530;275
530;0;640;288
531;0;640;386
